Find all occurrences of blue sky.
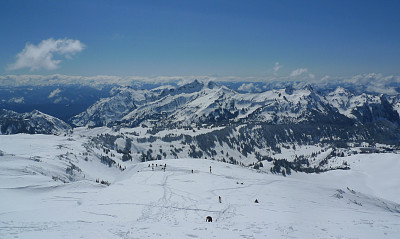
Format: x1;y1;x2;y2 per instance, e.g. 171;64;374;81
1;0;400;78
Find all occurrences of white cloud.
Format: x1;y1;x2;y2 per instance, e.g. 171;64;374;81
238;83;261;92
1;73;400;95
317;73;400;95
9;97;24;104
48;88;61;98
290;68;308;77
8;38;85;71
273;62;282;75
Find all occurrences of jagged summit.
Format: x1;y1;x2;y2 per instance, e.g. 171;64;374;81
333;86;352;95
172;79;204;94
206;81;218;89
302;83;314;92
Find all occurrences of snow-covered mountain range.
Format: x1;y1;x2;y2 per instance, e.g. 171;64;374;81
71;80;400;128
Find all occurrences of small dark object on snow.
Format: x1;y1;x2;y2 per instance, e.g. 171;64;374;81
206;216;212;222
254;199;259;203
347;187;356;194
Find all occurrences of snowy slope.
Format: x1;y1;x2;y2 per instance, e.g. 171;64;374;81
1;134;400;239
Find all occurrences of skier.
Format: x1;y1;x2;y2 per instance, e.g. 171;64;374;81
219;196;222;203
210;166;212;173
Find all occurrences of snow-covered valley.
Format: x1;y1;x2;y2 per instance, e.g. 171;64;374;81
1;133;399;239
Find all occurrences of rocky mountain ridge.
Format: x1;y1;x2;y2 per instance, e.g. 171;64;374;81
71;80;400;129
0;109;72;135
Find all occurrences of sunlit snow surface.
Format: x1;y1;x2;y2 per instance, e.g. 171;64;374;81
1;134;400;239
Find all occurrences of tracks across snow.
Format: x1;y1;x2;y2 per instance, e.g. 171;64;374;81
1;158;400;238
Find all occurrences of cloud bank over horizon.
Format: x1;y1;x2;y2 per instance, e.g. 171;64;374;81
0;73;399;95
7;38;85;72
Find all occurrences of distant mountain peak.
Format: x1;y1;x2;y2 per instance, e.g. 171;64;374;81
179;79;204;91
206;81;218;89
333;86;352;95
0;109;71;135
302;84;314;92
285;85;294;95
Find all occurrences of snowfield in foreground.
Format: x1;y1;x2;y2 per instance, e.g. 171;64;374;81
1;135;400;239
